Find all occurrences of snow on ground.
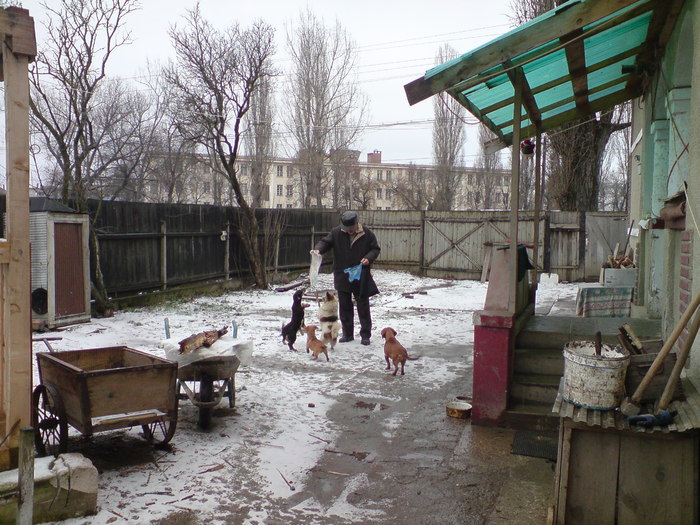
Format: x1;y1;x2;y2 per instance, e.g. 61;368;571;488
37;270;578;524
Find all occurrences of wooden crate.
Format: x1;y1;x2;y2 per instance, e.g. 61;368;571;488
554;419;699;524
625;351;683;403
36;346;178;435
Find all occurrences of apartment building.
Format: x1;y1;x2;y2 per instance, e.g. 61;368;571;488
146;150;511;211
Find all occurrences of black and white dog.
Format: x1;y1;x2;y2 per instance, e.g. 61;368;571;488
319;291;341;350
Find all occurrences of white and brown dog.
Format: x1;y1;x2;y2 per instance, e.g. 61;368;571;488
319;291;341;350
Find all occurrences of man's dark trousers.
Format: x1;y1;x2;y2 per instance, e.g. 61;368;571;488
338;290;371;340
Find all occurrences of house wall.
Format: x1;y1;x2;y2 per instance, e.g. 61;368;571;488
686;0;700;384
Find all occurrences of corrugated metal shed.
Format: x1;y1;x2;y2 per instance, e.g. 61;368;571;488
553;380;700;433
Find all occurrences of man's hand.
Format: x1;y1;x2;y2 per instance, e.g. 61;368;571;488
310;250;320;256
361;258;369;265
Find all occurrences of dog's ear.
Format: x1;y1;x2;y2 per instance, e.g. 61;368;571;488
391;328;397;336
325;292;332;300
381;327;388;338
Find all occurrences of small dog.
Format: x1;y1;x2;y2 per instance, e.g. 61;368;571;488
381;327;418;376
305;325;329;361
319;291;341;349
281;288;308;351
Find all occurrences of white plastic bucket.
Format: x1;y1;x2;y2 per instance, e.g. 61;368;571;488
562;341;630;410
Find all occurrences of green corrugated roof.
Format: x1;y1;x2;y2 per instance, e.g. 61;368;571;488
405;0;684;148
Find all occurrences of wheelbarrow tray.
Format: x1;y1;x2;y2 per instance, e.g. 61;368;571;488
36;346;178;436
177;355;241;381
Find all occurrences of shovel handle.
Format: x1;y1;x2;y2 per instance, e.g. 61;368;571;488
630;289;700;404
658;309;700;410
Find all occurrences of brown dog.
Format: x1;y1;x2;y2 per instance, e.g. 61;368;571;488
381;327;418;376
305;325;329;361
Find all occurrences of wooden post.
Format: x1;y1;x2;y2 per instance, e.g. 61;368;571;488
224;222;230;280
160;220;167;290
17;427;34;525
531;130;543;292
508;69;523;313
2;22;33;466
419;210;426;276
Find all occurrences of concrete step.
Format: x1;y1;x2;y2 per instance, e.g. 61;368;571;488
510;373;561;405
514;347;564;376
516;316;662;350
503;402;560;432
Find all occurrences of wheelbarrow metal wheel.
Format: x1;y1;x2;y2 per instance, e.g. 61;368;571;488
32;384;68;457
142;415;177;445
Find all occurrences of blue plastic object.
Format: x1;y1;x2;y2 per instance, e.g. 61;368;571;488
231;320;238;338
628;410;676;427
344;263;363;282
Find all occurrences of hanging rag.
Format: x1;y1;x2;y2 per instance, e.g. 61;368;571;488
309;252;322;288
344;263;363;282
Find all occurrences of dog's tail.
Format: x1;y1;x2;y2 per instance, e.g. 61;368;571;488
406;354;420;361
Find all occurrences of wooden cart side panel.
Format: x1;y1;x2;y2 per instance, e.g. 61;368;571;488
36;355;89;433
48;347;170;372
564;427;620;524
86;367;177;419
617;433;698;525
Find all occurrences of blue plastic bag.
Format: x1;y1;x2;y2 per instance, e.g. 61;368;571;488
344;263;363;282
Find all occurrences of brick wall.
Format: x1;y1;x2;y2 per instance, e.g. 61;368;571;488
678;230;693;350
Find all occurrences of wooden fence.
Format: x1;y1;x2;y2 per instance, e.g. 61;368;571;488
0;198;628;295
83;201;628;296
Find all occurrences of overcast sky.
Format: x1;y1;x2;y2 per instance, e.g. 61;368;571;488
19;0;515;166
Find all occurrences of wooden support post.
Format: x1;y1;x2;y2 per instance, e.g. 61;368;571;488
531;130;543;294
509;68;523;313
160;220;167;290
224;222;230;280
17;427;34;525
419;210;426;276
2;31;32;466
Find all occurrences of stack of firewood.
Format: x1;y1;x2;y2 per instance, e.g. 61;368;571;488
602;242;635;269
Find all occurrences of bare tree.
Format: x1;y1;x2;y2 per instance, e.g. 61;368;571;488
390;164;432;211
432;44;465;211
29;0;140;315
286;9;366;208
474;124;507;209
599;103;632;211
245;77;276;208
163;5;275;288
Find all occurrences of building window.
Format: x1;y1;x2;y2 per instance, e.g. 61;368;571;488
277;165;283;177
377;170;383;181
468;174;474;185
287;204;293;208
240;164;248;176
385;189;391;201
286;185;293;197
276;203;283;208
262;185;270;201
203;182;211;193
276;185;283;196
376;188;383;199
241;183;248;194
386;170;392;181
287;165;293;177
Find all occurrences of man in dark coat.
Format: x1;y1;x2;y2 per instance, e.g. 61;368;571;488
311;211;380;345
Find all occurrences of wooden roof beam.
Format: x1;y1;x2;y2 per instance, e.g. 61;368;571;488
404;0;647;106
561;28;591;112
505;63;542;128
478;44;644;117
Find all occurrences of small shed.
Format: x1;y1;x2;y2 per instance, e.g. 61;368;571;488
29;197;90;328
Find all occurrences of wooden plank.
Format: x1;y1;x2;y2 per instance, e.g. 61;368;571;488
564;427;619;524
554;423;570;525
561;28;590;111
2;37;32;452
404;0;646;105
618;433;697;524
0;240;9;264
0;8;36;58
